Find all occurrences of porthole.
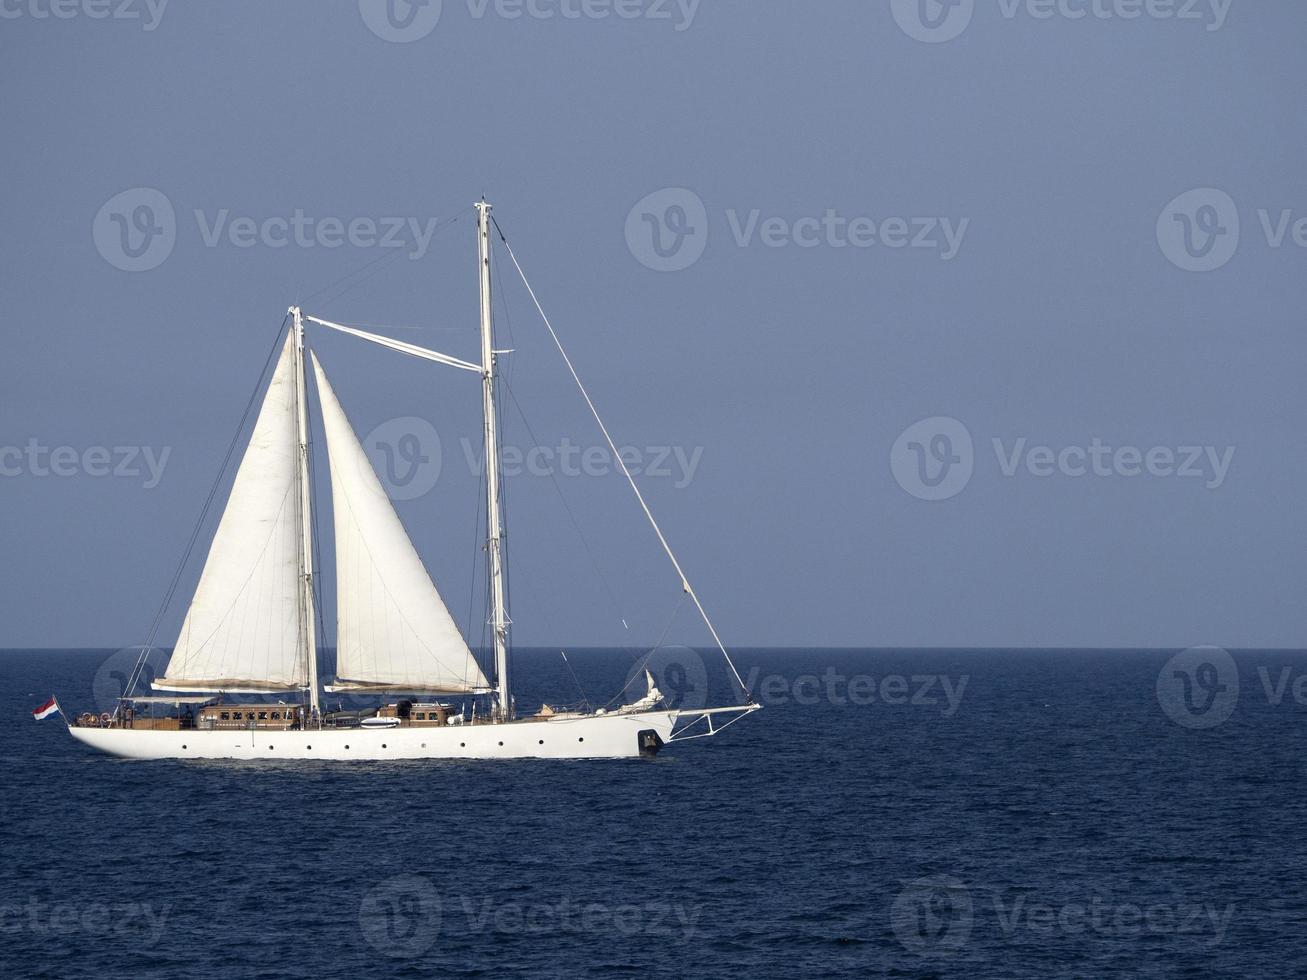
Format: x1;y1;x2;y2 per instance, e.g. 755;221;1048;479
181;744;187;750
498;741;504;746
269;745;274;750
578;737;584;743
460;742;465;748
345;744;350;750
307;745;312;750
538;740;544;745
382;744;387;749
421;743;426;748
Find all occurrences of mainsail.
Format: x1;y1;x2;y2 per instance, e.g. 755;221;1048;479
154;331;309;692
311;353;489;694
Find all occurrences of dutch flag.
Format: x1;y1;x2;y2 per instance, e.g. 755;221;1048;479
32;697;59;722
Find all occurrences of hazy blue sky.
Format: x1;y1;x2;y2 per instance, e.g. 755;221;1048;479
2;0;1304;649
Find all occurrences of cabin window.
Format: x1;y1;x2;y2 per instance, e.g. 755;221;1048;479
414;712;425;720
258;711;268;720
219;712;230;720
271;711;281;720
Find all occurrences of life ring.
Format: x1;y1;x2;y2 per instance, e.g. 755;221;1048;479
99;712;112;726
78;712;96;727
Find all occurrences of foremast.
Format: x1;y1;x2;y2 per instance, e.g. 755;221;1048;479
477;201;511;721
290;306;320;722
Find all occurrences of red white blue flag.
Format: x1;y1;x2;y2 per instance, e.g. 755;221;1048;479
32;697;59;721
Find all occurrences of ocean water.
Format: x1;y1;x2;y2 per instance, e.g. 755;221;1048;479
2;647;1306;978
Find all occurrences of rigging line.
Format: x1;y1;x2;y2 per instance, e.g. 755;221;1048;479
601;591;688;710
124;316;291;699
491;218;754;702
499;374;639;660
558;650;591;712
498;542;592;707
299;208;472;309
301;244;407;310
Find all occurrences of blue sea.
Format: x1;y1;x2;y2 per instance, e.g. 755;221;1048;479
2;647;1306;978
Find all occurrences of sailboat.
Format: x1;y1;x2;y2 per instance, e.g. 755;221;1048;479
63;201;759;760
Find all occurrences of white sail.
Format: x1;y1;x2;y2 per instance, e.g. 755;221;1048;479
311;353;489;694
154;332;309;692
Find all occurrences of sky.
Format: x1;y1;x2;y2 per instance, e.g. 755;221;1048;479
1;0;1304;650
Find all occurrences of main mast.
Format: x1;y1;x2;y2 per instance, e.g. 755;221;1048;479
477;201;511;721
290;306;320;721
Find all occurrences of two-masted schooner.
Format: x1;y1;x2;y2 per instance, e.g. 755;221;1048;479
61;201;758;760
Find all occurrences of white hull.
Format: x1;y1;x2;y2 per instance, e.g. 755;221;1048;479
66;710;679;761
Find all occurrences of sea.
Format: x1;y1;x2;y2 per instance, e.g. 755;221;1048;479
1;647;1305;979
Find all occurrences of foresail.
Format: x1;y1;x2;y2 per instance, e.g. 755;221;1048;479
311;353;489;694
154;331;308;693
